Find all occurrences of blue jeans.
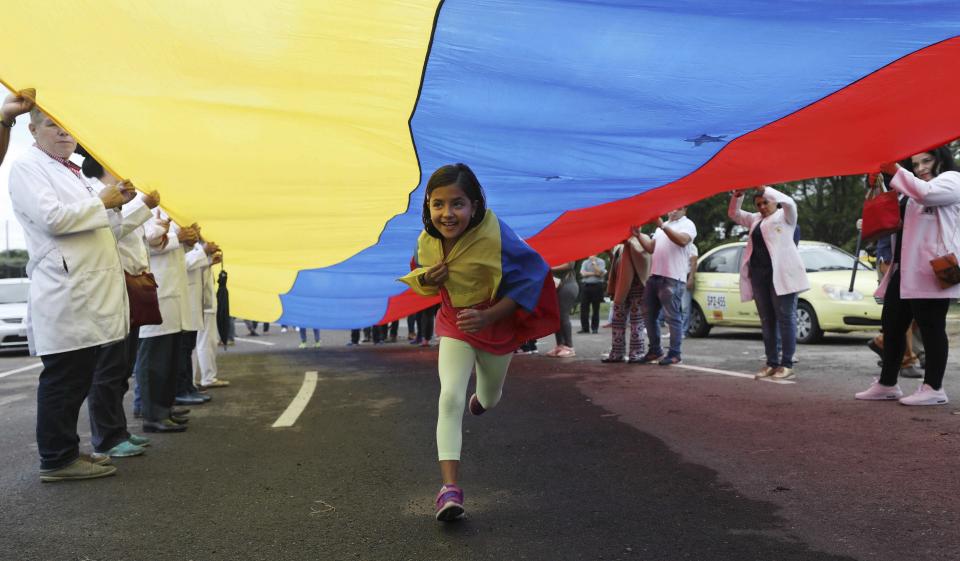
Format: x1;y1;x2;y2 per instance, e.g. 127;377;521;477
643;275;686;358
750;276;798;368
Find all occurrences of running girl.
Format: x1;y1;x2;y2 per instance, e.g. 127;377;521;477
400;163;558;522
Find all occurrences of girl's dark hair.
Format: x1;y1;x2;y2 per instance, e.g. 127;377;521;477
908;145;957;177
422;163;487;238
81;153;105;179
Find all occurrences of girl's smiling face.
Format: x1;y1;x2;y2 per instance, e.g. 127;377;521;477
429;183;477;242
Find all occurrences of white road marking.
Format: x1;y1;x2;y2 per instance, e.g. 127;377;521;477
0;362;42;379
234;337;276;347
272;371;319;428
673;363;796;385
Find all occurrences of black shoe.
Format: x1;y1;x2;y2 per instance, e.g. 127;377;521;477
143;419;187;433
174;394;205;406
601;356;625;363
171;407;191;416
169;415;189;425
592;330;599;334
577;330;589;334
190;391;212;403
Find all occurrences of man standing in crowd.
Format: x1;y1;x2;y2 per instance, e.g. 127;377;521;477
194;240;228;388
9;107;129;481
638;207;698;365
136;212;200;432
578;254;606;334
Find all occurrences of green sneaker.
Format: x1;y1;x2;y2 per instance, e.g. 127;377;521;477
40;459;117;482
298;342;308;349
107;441;146;458
127;434;151;447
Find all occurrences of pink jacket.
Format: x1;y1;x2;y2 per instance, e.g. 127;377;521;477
876;168;960;299
729;187;810;302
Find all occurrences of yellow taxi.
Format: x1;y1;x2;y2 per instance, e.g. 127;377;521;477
687;241;882;343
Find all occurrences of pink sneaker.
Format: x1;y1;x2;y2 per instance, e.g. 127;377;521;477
854;379;903;401
435;484;465;521
899;384;948;406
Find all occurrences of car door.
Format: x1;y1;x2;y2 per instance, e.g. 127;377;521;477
694;246;744;325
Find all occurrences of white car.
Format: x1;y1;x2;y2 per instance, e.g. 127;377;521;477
0;278;30;350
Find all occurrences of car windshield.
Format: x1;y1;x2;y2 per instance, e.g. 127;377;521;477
799;245;873;272
0;281;30;304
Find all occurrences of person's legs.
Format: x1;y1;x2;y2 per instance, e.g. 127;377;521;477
350;329;361;344
299;327;307;343
608;300;627;360
661;279;685;358
878;271;914;387
195;313;218;386
313;328;321;343
910;298;951;390
176;331;199;397
590;284;603;332
87;341;130;453
557;281;578;348
627;284;646;360
136;335;176;422
775;292;799;368
423;306;438;341
579;287;591;333
436;338;476;468
389;320;399;340
407;314;418;339
643;276;664;356
681;285;693;338
37;346;99;470
473;348;513;411
751;277;781;368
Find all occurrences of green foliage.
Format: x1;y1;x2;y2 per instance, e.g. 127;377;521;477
0;250;28;279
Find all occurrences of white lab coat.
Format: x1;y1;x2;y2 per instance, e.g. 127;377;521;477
729;186;810;302
184;243;210;332
139;215;191;338
8;146;128;355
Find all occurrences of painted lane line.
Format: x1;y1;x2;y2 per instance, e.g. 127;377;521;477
272;371;319;428
673;363;796;385
234;336;276;347
0;362;42;379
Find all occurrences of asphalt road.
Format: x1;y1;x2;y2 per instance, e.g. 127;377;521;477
1;324;958;561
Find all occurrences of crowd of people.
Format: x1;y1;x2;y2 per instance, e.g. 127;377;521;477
2;92;229;483
5;88;958;520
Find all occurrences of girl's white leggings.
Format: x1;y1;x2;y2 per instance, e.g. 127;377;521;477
436;337;513;461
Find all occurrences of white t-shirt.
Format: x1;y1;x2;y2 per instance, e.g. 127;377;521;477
650;216;697;282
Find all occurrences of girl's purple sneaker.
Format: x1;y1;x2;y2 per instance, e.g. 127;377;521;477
435;484;465;521
468;394;486;416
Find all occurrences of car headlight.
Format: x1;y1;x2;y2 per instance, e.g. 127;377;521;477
822;284;863;301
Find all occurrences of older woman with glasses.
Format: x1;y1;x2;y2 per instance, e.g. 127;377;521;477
729;187;810;380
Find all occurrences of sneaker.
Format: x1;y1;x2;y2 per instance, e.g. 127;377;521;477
899;365;923;379
771;366;795;380
755;365;776;380
602;355;625;363
40;458;117;482
658;355;682;366
899;384;949;406
627;355;647;363
201;379;230;389
409;338;422;345
81;452;112;466
639;351;664;364
298;342;308;349
435;484;465;521
468;394;486;416
280;327;288;333
544;346;562;357
855;379;904;401
314;341;323;348
127;434;151;447
556;347;576;358
106;441;146;458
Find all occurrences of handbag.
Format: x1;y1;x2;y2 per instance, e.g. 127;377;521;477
861;173;901;242
931;210;960;289
125;271;163;328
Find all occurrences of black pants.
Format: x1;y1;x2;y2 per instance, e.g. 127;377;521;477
350;329;361;344
417;305;439;341
388;320;399;339
579;283;605;332
135;332;182;423
407;314;417;337
176;331;198;396
86;340;130;453
37;345;101;469
879;270;950;390
555;278;579;347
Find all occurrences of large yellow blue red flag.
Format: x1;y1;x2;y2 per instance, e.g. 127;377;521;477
1;1;958;327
